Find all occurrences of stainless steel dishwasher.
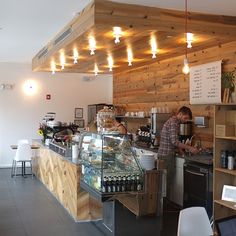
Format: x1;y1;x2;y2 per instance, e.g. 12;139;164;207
183;155;213;218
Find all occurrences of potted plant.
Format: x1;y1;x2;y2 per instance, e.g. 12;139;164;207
222;68;236;103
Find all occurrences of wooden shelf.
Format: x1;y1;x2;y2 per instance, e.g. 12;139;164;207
214;104;236;222
215;136;236;141
214;199;236;211
116;116;150;119
215;168;236;176
215;103;236;106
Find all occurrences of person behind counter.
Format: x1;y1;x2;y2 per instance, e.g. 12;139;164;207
110;117;127;134
157;106;198;199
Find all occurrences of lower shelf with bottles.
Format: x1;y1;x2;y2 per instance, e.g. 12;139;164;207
80;163;144;202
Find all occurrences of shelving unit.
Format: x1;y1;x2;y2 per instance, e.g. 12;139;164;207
214;104;236;222
116;116;150;119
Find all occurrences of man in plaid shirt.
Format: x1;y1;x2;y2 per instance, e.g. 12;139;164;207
158;106;198;199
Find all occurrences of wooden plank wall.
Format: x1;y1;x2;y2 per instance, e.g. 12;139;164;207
113;41;236;148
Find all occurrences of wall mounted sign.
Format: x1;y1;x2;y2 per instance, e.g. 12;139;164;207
190;60;222;104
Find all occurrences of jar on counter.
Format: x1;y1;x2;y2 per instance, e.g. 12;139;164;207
97;106;115;134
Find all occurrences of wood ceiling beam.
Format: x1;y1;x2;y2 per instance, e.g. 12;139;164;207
95;0;236;37
32;0;236;73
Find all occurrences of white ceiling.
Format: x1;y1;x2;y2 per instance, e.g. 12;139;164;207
1;0;236;63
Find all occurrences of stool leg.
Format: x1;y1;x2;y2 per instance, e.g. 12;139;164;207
30;161;33;178
14;161;18;177
11;160;15;178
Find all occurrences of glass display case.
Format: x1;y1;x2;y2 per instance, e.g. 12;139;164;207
79;132;144;201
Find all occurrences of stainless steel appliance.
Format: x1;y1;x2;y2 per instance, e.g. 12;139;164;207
150;109;170;148
183;155;213;219
179;121;192;143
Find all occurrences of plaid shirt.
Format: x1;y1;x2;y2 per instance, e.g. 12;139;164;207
157;116;181;157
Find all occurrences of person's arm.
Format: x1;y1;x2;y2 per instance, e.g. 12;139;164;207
178;142;199;154
117;124;127;134
169;121;198;155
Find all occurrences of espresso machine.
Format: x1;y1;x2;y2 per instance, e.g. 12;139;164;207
150;107;172;148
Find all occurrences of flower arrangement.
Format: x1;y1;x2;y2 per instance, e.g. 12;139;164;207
37;123;48;143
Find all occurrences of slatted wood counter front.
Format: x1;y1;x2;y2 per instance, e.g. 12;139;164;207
32;145;102;222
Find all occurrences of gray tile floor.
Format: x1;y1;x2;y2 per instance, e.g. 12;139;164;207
0;168;178;236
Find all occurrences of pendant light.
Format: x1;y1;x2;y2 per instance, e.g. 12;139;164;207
107;55;114;72
150;34;158;58
73;48;79;64
127;46;133;66
89;36;96;55
51;61;56;74
113;27;122;44
60;52;65;70
94;63;99;76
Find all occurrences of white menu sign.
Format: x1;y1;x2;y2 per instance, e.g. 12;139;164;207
190;60;222;104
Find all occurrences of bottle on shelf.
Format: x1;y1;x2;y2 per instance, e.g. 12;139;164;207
117;176;122;192
121;176;126;192
107;176;112;193
130;174;136;191
220;150;228;168
126;175;131;191
112;176;117;192
102;176;108;193
136;174;142;191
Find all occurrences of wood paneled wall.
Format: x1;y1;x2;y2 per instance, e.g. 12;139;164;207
32;146;102;221
113;41;236;148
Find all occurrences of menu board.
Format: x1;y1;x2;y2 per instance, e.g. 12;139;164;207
190;60;222;104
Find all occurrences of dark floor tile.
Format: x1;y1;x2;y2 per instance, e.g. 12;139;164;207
0;214;23;230
0;205;19;217
0;168;179;236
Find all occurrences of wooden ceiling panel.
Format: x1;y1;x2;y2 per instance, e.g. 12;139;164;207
32;0;236;75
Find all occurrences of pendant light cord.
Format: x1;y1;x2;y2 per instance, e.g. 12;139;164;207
185;0;188;60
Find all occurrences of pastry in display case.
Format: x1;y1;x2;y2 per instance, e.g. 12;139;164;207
79;132;144;200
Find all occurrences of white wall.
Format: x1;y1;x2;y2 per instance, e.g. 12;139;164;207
0;62;113;167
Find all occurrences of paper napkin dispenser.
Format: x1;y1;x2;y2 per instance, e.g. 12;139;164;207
194;116;209;128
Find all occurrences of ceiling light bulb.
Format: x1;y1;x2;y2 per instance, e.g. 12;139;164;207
73;48;79;64
186;32;193;49
89;36;96;55
60;53;65;70
94;63;99;76
150;35;158;58
182;58;190;74
127;47;133;66
107;55;113;72
113;26;122;44
51;61;56;74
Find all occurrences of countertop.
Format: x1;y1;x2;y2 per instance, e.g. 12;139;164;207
33;139;80;165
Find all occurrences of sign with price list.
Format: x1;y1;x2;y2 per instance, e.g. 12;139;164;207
190;60;222;104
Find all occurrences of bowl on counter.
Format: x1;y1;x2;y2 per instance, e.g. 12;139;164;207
139;153;155;170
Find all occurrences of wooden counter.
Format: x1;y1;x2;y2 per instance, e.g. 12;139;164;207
32;144;102;222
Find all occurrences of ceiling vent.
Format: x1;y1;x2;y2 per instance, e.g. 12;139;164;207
54;28;72;46
37;47;48;59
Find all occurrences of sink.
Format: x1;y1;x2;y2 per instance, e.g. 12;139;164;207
184;152;213;165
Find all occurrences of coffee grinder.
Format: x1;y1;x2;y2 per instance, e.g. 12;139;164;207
179;121;192;143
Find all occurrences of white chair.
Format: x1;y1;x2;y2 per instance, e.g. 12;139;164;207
11;142;33;178
177;207;213;236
